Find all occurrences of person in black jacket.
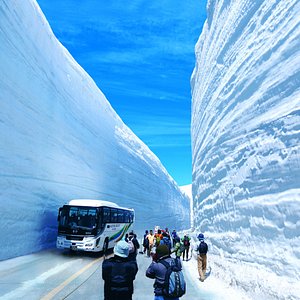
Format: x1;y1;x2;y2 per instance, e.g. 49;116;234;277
128;231;140;261
102;240;138;300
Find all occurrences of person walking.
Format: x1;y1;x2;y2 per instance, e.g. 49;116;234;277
172;236;183;260
160;232;172;251
146;229;155;257
102;240;138;300
164;227;171;239
181;234;191;261
146;244;185;300
155;229;163;246
128;231;140;261
143;230;149;254
197;233;208;282
171;230;178;247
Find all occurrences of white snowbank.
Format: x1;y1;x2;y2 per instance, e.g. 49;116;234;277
191;0;300;298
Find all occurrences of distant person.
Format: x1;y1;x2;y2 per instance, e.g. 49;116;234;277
125;233;129;242
146;230;155;257
181;234;191;261
197;233;208;282
164;227;171;238
146;244;186;299
171;229;178;247
155;229;163;246
160;231;172;251
143;230;149;254
128;231;140;261
102;240;138;300
172;236;183;260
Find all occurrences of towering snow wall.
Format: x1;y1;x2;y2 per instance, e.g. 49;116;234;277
0;0;190;260
191;0;300;298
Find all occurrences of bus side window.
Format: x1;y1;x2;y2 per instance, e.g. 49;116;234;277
103;208;110;223
111;209;118;222
124;212;130;223
117;209;124;223
130;211;134;222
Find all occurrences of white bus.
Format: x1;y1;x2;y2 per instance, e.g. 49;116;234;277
56;199;134;253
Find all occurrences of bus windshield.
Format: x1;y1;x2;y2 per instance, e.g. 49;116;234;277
59;206;98;230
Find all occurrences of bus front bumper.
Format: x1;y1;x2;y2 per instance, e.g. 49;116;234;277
56;236;100;252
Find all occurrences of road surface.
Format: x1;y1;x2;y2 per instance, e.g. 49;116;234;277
0;249;215;300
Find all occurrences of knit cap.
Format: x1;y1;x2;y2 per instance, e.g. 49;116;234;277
114;240;129;258
156;244;169;258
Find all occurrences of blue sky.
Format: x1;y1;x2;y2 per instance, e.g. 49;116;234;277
37;0;207;186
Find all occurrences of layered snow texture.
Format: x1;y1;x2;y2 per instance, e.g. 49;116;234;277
0;0;190;261
191;0;300;298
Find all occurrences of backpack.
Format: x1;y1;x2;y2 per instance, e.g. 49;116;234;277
109;259;131;294
128;237;135;254
183;237;190;247
159;259;186;298
198;241;208;254
179;242;185;253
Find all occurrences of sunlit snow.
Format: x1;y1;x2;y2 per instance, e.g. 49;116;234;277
0;0;189;261
191;0;300;299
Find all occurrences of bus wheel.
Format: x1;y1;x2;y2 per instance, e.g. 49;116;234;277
103;238;109;256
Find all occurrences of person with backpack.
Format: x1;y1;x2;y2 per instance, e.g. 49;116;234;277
128;231;140;261
155;229;163;247
160;232;172;251
146;244;186;300
197;233;208;282
171;236;184;260
181;234;191;261
102;240;138;300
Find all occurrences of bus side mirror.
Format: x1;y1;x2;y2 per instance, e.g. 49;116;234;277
57;207;62;222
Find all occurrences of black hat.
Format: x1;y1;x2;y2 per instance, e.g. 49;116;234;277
156;245;169;258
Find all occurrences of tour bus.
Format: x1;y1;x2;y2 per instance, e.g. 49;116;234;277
56;199;134;252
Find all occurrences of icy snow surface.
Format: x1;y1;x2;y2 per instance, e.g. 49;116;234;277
0;0;189;260
180;184;194;228
191;0;300;299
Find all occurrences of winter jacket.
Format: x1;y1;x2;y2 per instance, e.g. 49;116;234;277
197;241;208;254
173;241;183;257
160;236;172;249
181;236;191;248
146;256;182;296
143;233;149;248
147;234;155;246
102;256;138;300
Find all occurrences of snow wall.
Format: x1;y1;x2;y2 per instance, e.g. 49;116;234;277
191;0;300;298
0;0;190;261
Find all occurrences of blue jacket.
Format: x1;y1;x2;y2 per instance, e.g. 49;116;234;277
146;256;182;296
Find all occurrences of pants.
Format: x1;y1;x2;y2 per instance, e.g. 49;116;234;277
105;292;132;300
172;238;176;247
182;247;189;260
197;254;207;281
147;244;154;257
154;296;179;300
